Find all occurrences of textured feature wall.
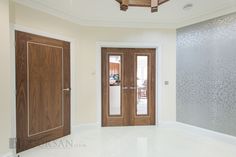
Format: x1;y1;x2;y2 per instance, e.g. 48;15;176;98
177;13;236;136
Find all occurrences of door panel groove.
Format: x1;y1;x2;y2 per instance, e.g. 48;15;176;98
27;42;64;137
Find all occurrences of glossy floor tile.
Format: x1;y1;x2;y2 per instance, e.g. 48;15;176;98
18;125;236;157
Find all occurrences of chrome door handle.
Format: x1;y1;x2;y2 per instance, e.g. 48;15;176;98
123;87;129;90
63;88;71;91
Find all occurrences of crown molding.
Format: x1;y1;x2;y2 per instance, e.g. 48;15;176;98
14;0;177;29
14;0;236;29
176;3;236;28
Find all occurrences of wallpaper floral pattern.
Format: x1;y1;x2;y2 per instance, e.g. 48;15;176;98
177;12;236;136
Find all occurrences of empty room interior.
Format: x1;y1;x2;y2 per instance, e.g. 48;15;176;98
1;0;236;157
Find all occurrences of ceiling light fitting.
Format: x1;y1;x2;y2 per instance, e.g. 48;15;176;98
116;0;170;13
183;3;193;11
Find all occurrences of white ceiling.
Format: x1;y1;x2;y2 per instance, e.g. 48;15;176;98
15;0;236;28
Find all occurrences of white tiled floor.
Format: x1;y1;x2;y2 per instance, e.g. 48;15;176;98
19;125;236;157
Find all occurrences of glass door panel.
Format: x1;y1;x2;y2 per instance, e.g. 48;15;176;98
136;56;148;115
109;55;122;116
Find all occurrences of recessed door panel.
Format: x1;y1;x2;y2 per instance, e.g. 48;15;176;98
28;42;63;136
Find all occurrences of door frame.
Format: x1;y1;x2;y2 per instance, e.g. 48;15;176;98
96;42;163;126
10;24;77;154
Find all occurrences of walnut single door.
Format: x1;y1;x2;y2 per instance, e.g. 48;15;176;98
102;48;156;126
15;31;71;152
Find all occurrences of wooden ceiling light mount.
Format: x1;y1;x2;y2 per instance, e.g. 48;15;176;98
120;0;129;11
151;0;159;12
116;0;169;13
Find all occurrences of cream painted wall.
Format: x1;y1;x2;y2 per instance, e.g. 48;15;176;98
0;0;11;155
12;3;176;125
78;27;176;123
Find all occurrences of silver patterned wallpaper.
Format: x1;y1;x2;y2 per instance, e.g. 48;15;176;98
177;12;236;136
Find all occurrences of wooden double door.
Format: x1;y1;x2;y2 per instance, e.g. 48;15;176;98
15;31;71;152
102;48;156;126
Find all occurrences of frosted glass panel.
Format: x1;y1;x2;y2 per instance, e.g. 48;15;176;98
137;56;148;115
109;55;121;115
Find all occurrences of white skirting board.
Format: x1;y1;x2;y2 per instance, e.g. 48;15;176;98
158;121;236;146
71;121;236;145
0;152;16;157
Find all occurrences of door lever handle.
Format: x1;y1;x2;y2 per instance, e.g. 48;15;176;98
63;88;71;91
130;87;137;90
123;87;129;90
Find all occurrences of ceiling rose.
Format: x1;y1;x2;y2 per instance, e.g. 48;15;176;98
116;0;169;13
